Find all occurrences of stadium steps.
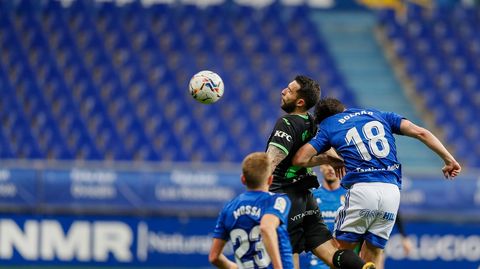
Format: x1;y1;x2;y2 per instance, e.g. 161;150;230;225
310;11;442;173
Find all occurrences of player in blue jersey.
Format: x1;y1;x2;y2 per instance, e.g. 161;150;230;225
209;152;294;269
293;97;461;268
307;164;347;269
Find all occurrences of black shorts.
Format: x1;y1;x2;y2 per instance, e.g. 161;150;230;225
278;187;333;254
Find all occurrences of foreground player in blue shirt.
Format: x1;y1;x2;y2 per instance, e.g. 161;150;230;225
209;152;294;269
293;98;461;268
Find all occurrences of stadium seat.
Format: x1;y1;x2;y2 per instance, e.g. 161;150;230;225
378;4;480;168
0;1;357;162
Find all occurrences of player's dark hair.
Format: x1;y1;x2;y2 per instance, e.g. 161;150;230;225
314;97;346;124
294;75;320;110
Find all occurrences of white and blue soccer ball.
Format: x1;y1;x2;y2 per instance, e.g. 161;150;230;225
189;70;224;104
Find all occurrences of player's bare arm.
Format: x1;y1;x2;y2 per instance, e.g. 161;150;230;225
260;214;283;269
266;144;287;174
399;119;461;179
208;238;238;269
292;145;343;168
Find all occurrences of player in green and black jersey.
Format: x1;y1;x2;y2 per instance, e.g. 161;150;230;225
265;75;376;269
267;113;317;192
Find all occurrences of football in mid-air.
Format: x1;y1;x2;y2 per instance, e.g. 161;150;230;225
189;70;224;104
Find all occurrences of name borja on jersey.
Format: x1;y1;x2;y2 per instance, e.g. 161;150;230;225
338;110;373;124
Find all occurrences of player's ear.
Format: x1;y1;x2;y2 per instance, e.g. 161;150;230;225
241;175;247;186
267;174;273;186
296;98;305;108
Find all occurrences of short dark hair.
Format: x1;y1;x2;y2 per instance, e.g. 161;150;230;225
294;75;320;111
314;97;346;124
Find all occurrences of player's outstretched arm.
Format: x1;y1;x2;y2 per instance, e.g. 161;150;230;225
399;119;461;179
209;238;238;269
260;214;283;269
292;143;317;167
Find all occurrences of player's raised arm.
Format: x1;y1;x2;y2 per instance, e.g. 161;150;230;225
292;143;327;167
292;144;340;168
260;214;283;269
291;143;317;167
399;119;461;179
208;238;238;269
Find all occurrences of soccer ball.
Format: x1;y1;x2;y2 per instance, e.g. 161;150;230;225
189;70;224;104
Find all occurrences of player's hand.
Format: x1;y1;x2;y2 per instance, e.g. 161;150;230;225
334;166;346;179
326;154;344;169
442;159;461;179
325;154;345;179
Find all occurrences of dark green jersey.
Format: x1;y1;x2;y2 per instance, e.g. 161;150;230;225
266;113;317;191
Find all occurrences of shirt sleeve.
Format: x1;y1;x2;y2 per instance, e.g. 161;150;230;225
264;194;291;224
381;111;405;135
212;207;228;240
308;124;331;153
268;116;296;155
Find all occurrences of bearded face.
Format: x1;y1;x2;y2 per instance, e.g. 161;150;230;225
320;164;338;182
281;80;301;113
281;99;297;113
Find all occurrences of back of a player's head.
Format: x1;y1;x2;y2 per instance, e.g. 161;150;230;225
295;75;320;110
314;97;346;124
242;152;272;189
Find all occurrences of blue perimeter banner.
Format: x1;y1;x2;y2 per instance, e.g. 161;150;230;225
0;214;218;267
0;215;479;268
0;167;479;218
385;221;480;269
0;168;245;214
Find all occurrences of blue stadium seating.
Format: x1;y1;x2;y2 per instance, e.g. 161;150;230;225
0;0;355;162
378;5;480;168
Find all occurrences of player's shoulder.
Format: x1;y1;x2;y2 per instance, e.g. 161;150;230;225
267;192;291;203
266;192;291;214
277;114;306;126
332;108;383;123
319;112;342;127
344;107;380;115
267;191;288;198
220;197;237;212
359;108;399;123
222;193;246;210
333;186;347;195
365;107;382;113
312;185;328;195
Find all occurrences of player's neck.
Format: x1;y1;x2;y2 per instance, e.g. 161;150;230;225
323;180;340;191
248;186;269;192
289;109;308;115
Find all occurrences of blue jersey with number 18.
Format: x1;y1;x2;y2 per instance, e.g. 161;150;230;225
309;108;405;189
213;191;293;269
